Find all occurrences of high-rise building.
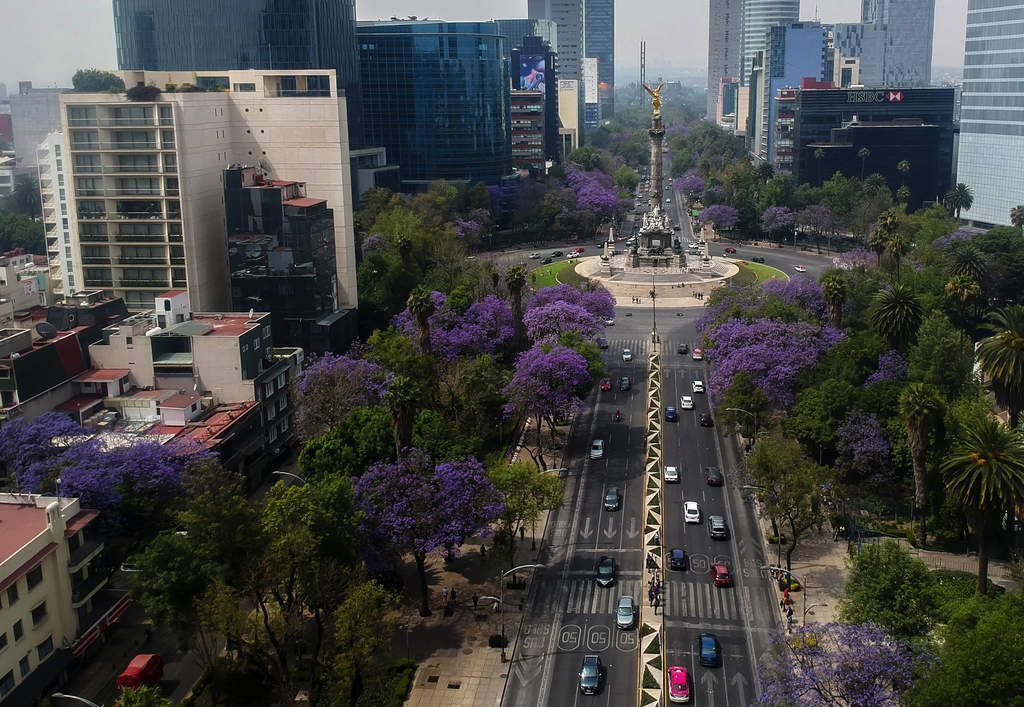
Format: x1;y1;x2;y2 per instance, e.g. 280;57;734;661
37;132;77;297
558;79;582;154
512;36;561;165
584;0;615;117
495;18;559;55
357;21;512;189
583;57;600;128
510;91;547;174
957;0;1023;226
861;0;934;86
707;0;743;121
10;82;68;170
111;0;364;149
60;69;356;314
529;0;585;81
740;0;799;86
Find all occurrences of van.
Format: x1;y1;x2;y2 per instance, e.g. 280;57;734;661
116;653;164;689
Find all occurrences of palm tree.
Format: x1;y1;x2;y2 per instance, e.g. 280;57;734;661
820;270;847;326
1010;205;1024;231
945;275;982;332
505;264;527;345
870;282;924;348
885;230;912;279
384;375;418;458
943;182;974;220
976;306;1024;428
868;208;900;265
895;185;911;206
858;147;871;180
942;414;1024;594
9;174;40;217
897;160;911;187
406;286;435;354
814;147;825;185
949;241;987;284
900;383;945;548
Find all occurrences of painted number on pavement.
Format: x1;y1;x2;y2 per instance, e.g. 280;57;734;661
557;624;582;652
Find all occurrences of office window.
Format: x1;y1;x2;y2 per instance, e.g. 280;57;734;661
0;631;6;652
18;655;29;678
0;670;13;698
12;621;23;641
6;585;17;606
31;602;47;626
36;636;53;662
26;565;43;591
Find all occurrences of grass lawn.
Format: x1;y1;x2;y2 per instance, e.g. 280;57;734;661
530;260;585;288
732;261;788;286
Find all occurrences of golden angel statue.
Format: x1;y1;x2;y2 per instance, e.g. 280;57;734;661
643;82;665;115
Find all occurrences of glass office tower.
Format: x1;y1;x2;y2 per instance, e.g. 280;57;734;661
111;0;363;146
357;21;512;189
740;0;799;85
584;0;615;117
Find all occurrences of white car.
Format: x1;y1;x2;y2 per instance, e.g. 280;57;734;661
794;264;807;272
684;501;702;524
590;439;605;460
664;466;680;483
528;252;541;259
603;318;615;326
692;380;705;394
680;395;694;410
567;252;580;259
622;348;633;362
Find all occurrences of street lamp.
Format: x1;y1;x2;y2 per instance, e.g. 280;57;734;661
650;273;658;344
760;565;811;629
724;407;758;443
498;563;545;662
52;695;102;707
803;602;828;625
271;470;308;485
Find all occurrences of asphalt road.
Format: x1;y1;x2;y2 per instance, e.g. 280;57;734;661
502;308;780;707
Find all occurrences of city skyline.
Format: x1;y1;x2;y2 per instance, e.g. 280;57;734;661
2;0;969;89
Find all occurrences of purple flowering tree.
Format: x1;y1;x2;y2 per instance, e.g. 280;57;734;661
394;291;515;362
763;277;827;321
797;205;837;253
864;350;908;386
761;206;796;241
836;412;892;483
565;168;619;233
673;173;705;201
932;229;974;251
759;622;928;707
706;318;843;406
527;283;615;322
361;233;384;253
699;204;740;232
523;301;602;343
356;449;503;616
834;248;875;271
293;353;388;439
504;344;591;445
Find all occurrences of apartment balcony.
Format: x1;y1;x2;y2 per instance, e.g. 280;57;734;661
71;571;108;608
113;235;167;244
79;234;110;243
68;539;104;573
81;256;111;265
172;278;187;288
84;278;114;288
72;165;103;174
117;256;168;265
170;256;185;265
116;279;170;289
67;118;156;128
70;142;166;152
76;188;164;198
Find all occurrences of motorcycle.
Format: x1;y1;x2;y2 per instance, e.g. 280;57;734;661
614;410;622;422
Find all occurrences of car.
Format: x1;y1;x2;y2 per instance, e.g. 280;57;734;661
665;406;678;422
708;515;730;540
528;252;541;259
117;654;164;689
603;318;615;326
572;246;585;254
595;556;616;586
597;337;609;349
677;343;689;354
684;501;701;524
604;487;622;511
691;348;703;360
698;632;721;667
724;247;737;254
794;264;807;272
566;252;580;259
616;595;637;629
692;380;705;394
664;465;679;483
590;439;605;460
600;378;612;391
673;224;682;231
680;395;694;410
579;654;605;694
669;547;687;570
705;467;724;486
619;376;631;391
711;563;733;588
752;256;766;263
698;413;714;427
541;257;553;264
688;241;699;248
552;250;564;257
622;348;633;362
666;198;672;203
668;666;691;703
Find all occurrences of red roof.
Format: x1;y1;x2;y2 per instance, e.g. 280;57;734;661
175;401;259;449
75;368;131;383
0;503;48;562
157;290;187;298
283;197;325;208
269;179;299;187
159;393;200;408
55;394;105;414
64;509;99;538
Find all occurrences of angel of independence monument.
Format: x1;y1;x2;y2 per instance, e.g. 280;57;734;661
632;82;676;267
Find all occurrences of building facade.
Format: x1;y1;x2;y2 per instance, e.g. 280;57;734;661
37;133;76;298
111;0;364;149
529;0;585;81
558;79;582;154
740;0;799;86
357;21;512;189
60;69;357;313
583;57;600;128
10;83;67;171
956;0;1023;227
707;0;743;121
512;35;561;165
494;18;559;55
510;91;546;173
584;0;615;118
0;251;51;329
861;0;935;87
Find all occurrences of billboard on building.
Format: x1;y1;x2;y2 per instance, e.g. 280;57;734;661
583;58;599;104
520;55;547;93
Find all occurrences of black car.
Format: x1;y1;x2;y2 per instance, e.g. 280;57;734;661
698;632;721;666
597;337;609;350
708;515;730;540
552;250;564;257
595;556;616;586
542;257;553;264
752;256;766;263
705;467;724;486
604;487;622;511
677;343;689;354
669;547;687;570
619;376;631;391
579;654;605;694
698;413;714;427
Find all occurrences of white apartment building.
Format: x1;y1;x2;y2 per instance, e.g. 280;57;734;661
0;250;51;328
60;69;357;312
37;132;76;297
0;494;119;704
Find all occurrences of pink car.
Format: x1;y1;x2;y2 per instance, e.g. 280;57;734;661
668;666;691;703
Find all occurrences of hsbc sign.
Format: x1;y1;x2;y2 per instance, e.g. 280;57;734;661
846;90;905;103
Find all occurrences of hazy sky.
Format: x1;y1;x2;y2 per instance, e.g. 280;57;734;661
0;0;968;89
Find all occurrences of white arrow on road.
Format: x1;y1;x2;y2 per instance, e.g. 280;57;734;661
580;517;594;540
625;517;640;539
738;537;748;555
731;670;749;705
602;517;617;539
701;670;719;707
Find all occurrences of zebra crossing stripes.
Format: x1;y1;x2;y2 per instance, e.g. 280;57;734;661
665;578;742;621
607;339;648;358
561;579;642;616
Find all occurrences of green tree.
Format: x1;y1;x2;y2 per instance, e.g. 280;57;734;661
72;68;126;92
786;379;858;464
505;264;527;346
1011;205;1024;231
114;686;173;707
298;406;395;479
976;306;1024;428
489;461;565;564
0;211;45;253
839;540;937;639
613;165;639;192
330;580;399;705
944;274;982;333
814;147;825;185
870;282;924;349
908;311;974;399
406;286;436;354
567;146;605;172
942;414;1024;594
943;182;974;220
897;159;911;187
820;270;848;326
5;174;40;217
718;371;769;440
412;408;479;461
384;375;419;458
128;530;210;645
900;383;945;548
858;147;871;180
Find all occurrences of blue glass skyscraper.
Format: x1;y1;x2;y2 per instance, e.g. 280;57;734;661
357;21;512;189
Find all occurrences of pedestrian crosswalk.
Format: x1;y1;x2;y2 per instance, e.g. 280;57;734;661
547;577;744;621
604;338;706;361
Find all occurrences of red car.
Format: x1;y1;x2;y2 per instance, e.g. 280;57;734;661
117;654;164;689
572;246;586;254
711;563;733;588
724;247;737;254
600;378;612;391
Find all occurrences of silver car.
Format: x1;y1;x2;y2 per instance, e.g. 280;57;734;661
616;595;637;629
664;465;680;483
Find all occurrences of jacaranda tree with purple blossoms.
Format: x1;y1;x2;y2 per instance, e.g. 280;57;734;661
836;412;892;484
761;205;796;241
504;344;591;448
523;300;602;343
760;622;929;707
674;173;705;201
699;204;740;232
763;277;827;322
527;283;616;322
394;291;515;363
355;449;503;616
293;353;388;439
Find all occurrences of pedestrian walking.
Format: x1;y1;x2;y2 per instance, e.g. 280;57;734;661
442;586;450;606
450;588;457;605
472;593;479;611
480;544;487;558
648;588;655;606
654;595;661;614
